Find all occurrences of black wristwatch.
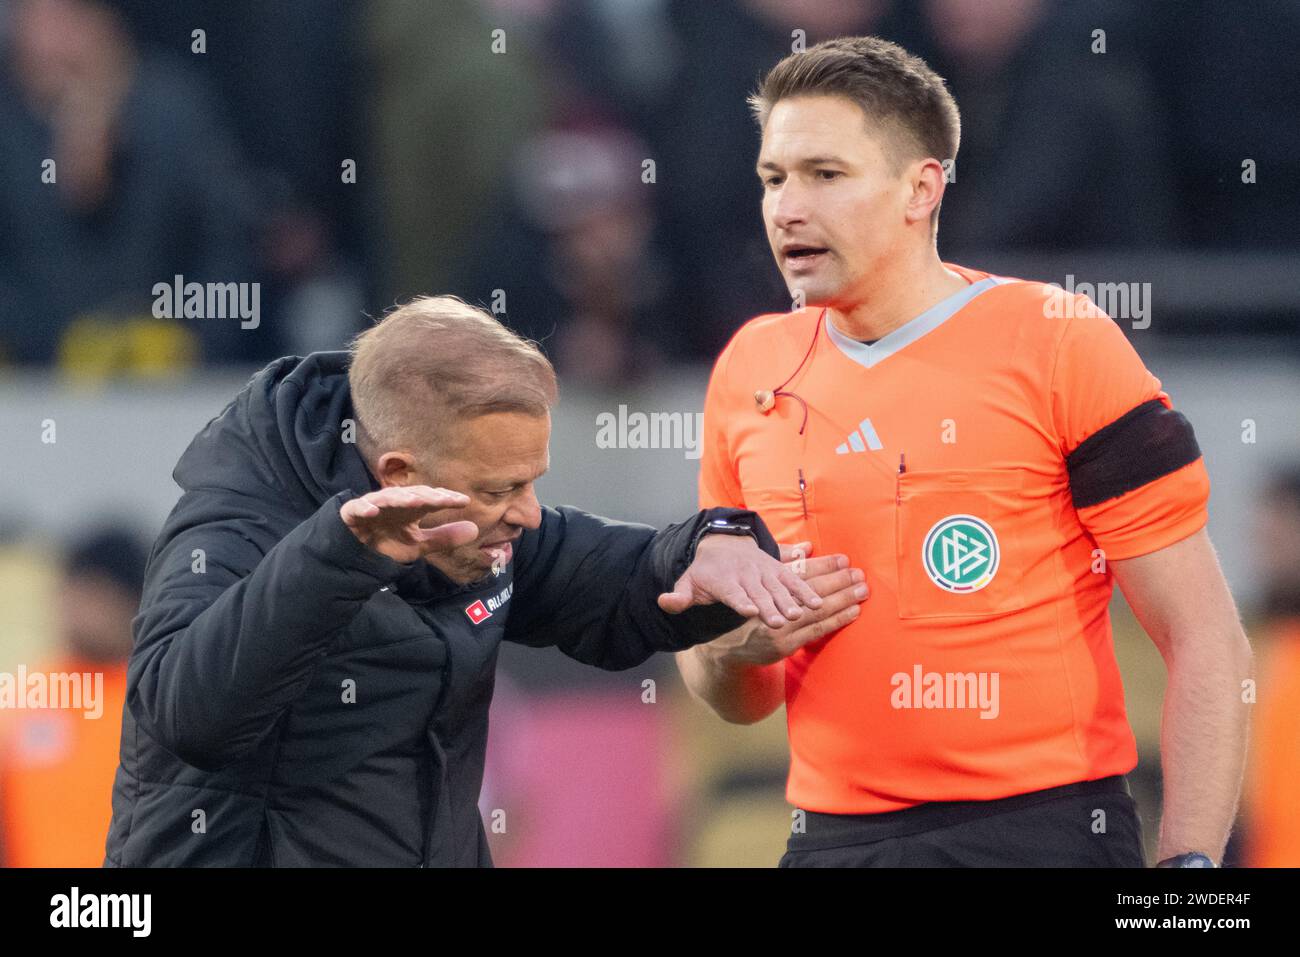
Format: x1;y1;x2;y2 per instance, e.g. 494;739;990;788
690;519;759;563
1156;852;1216;868
685;510;778;568
694;518;759;548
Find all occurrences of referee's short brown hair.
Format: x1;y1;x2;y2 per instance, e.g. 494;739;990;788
750;36;961;227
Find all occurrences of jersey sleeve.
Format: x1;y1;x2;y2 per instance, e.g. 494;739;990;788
698;335;746;510
1050;296;1210;561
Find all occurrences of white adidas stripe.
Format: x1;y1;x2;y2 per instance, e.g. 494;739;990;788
835;418;883;453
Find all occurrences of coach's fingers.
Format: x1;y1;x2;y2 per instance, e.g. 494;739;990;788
738;572;788;630
773;565;824;611
659;577;760;619
343;489;415;523
779;541;814;563
354;486;469;517
378;486;471;516
411;520;479;551
401;485;472;509
759;569;807;621
343;488;414;524
656;588;692;615
340;497;381;523
367;487;422;509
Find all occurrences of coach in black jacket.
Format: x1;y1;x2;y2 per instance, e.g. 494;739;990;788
104;297;817;867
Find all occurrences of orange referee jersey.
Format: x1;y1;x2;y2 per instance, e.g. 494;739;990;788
700;263;1210;813
1243;619;1300;867
0;657;127;866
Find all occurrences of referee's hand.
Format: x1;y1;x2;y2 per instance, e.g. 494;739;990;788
703;542;868;665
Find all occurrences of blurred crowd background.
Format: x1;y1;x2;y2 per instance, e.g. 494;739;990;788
1;0;1298;867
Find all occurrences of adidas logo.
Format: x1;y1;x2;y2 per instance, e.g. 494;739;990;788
836;418;883;454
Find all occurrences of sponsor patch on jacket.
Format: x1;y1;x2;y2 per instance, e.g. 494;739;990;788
464;600;491;624
465;583;513;624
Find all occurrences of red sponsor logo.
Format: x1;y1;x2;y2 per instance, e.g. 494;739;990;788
465;599;492;625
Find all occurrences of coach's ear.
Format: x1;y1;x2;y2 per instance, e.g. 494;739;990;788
374;450;419;488
904;156;947;228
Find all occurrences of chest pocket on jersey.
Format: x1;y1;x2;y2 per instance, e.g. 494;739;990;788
744;485;822;556
895;468;1027;619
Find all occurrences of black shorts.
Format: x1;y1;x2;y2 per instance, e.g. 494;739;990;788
779;775;1145;867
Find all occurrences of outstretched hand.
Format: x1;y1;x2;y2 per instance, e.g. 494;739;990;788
340;485;479;564
704;542;868;665
657;533;824;629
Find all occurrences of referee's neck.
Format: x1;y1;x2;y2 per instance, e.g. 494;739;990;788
831;257;969;342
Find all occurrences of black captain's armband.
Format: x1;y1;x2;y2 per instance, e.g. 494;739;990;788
1066;398;1202;509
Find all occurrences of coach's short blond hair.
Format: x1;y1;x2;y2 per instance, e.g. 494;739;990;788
347;296;557;465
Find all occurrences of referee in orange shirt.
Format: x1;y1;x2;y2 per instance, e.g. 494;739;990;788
677;36;1253;868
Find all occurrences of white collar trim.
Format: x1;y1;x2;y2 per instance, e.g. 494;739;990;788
824;276;1007;369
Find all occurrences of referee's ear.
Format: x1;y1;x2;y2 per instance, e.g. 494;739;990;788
904;156;948;232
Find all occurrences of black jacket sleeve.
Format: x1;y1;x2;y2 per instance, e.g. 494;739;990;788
504;505;779;670
127;490;410;771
